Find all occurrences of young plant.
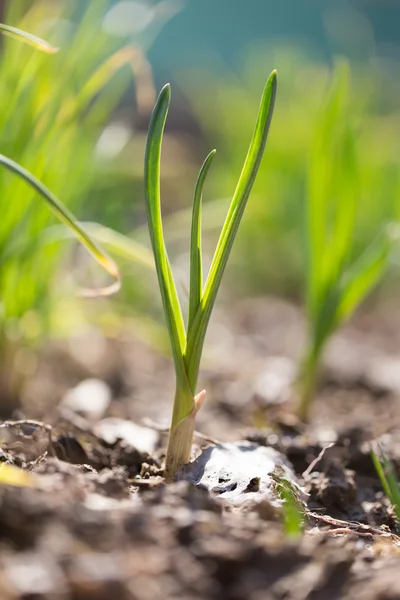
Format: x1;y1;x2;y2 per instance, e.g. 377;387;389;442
298;61;393;420
144;72;277;480
371;444;400;526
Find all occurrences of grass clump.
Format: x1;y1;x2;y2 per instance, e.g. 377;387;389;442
0;20;119;287
0;16;124;404
298;61;394;420
0;1;136;335
0;1;146;403
144;72;277;480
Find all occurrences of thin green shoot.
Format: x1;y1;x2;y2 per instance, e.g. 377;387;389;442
371;444;400;527
298;60;394;420
272;471;304;539
144;72;277;480
10;222;155;274
188;150;216;332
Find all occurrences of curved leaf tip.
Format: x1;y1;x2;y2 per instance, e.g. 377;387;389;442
159;82;171;104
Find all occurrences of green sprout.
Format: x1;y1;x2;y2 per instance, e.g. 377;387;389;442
298;61;394;420
271;468;304;538
144;72;277;480
371;444;400;527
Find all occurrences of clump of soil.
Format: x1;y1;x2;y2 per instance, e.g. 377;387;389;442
2;295;400;599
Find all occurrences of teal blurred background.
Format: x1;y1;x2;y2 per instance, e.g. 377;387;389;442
149;0;400;68
1;0;400;403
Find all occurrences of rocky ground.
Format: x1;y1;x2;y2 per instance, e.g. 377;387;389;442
1;295;400;599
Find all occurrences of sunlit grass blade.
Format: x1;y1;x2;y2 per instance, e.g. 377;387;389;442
188;149;216;331
184;70;277;390
0;23;58;53
144;84;187;382
0;154;120;296
76;223;155;270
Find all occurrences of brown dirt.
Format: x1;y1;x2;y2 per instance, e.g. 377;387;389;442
2;295;400;599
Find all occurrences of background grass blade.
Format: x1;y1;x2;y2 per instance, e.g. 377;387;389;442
12;223;155;270
0;23;58;53
188;149;216;331
306;61;350;318
184;71;277;391
297;60;394;419
0;154;120;296
80;224;155;270
338;227;393;322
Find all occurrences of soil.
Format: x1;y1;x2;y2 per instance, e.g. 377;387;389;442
2;295;400;599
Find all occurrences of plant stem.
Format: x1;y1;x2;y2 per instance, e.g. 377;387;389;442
165;387;205;481
297;344;319;421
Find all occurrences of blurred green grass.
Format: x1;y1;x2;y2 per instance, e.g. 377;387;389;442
1;0;129;348
101;41;400;363
180;44;400;300
0;0;177;401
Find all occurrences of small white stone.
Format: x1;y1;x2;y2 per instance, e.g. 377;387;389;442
94;418;158;454
254;356;296;405
62;379;112;419
367;356;400;394
179;442;306;509
3;552;67;595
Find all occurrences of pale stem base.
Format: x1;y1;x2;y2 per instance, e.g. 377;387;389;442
164;389;206;482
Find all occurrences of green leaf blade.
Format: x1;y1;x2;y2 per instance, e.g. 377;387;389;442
185;70;278;391
188;149;216;332
0;23;59;54
144;84;189;390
